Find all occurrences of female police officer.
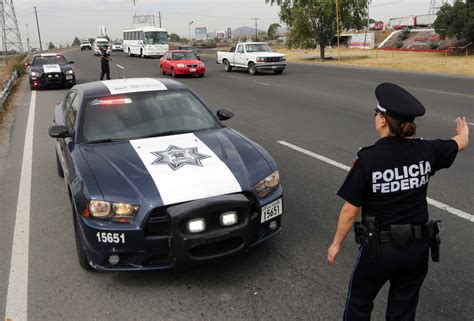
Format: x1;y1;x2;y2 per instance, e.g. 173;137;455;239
327;83;469;321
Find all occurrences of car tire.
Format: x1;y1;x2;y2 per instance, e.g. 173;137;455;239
274;70;284;75
248;62;257;75
224;60;232;72
56;151;64;178
72;207;94;271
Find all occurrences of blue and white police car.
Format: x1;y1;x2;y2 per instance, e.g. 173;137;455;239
49;78;283;271
27;53;76;89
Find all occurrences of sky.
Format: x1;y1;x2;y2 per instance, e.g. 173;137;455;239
12;0;453;49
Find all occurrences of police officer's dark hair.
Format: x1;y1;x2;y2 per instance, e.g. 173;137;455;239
384;114;417;137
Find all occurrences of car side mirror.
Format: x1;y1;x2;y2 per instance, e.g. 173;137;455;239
68;61;75;64
48;125;72;139
217;109;234;121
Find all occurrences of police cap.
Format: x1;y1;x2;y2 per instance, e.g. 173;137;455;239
375;83;425;120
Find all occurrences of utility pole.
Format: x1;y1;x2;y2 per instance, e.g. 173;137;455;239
34;6;43;51
188;20;194;43
26;24;30;52
158;11;162;28
254;18;259;41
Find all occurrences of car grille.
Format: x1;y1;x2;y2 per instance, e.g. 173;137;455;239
187;64;198;68
145;208;170;237
42;72;63;83
265;57;282;63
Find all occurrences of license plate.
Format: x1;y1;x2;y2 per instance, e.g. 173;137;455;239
189;68;196;72
261;198;283;223
66;75;73;80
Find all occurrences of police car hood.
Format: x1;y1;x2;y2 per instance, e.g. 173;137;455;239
30;63;72;74
80;128;276;207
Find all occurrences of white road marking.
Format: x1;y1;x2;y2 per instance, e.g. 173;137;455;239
5;91;36;320
277;140;474;223
254;81;271;86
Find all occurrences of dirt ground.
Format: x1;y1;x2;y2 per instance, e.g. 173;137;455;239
273;46;474;77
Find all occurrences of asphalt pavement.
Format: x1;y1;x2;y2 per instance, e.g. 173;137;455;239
1;48;473;321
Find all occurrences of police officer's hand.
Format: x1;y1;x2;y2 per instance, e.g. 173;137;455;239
456;117;469;137
328;243;341;267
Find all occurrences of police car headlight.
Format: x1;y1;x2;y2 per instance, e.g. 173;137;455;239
113;203;139;217
30;71;38;77
187;218;206;233
176;63;186;68
88;200;112;218
253;171;280;199
66;70;74;75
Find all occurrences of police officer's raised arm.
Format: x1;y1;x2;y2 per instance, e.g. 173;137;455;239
453;116;469;151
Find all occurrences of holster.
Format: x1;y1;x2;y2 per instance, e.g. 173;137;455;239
426;220;442;263
354;216;379;258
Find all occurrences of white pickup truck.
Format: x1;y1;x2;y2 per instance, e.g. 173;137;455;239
217;42;286;75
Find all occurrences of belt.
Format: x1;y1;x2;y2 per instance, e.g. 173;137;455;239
379;225;426;242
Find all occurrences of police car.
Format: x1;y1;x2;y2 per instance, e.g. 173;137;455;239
27;53;76;89
48;78;283;271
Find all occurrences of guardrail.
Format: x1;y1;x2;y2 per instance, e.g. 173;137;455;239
0;70;18;112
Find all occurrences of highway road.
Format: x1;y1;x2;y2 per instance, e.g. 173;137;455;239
1;49;473;320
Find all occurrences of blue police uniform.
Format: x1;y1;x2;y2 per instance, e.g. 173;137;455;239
338;83;459;321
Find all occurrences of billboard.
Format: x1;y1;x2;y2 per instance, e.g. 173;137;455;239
216;31;225;40
195;27;207;41
347;33;375;49
133;15;155;27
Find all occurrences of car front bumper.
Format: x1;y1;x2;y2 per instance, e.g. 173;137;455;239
174;66;205;75
78;192;283;271
30;73;76;88
255;62;286;71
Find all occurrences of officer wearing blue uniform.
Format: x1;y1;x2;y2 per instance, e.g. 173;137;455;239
327;83;469;321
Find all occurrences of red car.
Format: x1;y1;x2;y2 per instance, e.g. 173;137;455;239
160;50;205;77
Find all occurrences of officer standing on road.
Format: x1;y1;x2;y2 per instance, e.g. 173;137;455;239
327;83;469;321
100;46;112;80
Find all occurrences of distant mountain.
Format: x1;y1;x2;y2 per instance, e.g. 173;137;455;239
232;26;265;37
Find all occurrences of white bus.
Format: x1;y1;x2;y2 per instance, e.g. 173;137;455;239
123;26;169;58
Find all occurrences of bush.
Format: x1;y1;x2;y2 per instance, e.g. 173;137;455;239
428;41;440;49
399;30;411;41
14;63;26;76
395;41;404;49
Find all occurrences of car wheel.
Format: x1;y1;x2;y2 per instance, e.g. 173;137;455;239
172;68;177;78
274;70;284;75
72;207;94;271
56;151;64;177
224;60;232;72
248;62;257;75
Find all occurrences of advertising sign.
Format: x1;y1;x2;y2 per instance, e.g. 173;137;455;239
195;27;207;41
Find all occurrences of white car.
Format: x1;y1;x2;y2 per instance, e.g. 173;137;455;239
93;38;110;56
112;42;123;51
216;42;286;75
80;40;91;51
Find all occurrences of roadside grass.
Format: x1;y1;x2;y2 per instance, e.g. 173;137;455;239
274;47;474;77
0;55;27;86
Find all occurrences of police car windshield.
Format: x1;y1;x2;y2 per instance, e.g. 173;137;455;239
96;41;108;47
172;52;197;60
81;90;220;143
31;56;68;66
145;31;168;45
245;44;271;53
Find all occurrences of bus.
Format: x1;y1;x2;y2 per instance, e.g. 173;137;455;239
123;26;169;58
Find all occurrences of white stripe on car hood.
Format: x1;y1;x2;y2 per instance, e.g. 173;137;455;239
101;78;167;95
130;133;242;205
43;64;61;73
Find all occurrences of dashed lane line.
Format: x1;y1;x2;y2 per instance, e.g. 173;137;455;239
5;91;36;320
277;140;474;223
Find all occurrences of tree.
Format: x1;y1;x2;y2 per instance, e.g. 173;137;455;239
434;0;474;42
72;36;81;47
48;42;56;50
169;33;181;42
88;38;95;45
265;0;369;60
268;23;281;40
